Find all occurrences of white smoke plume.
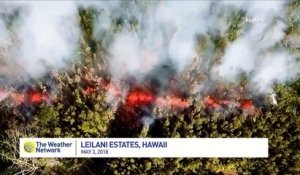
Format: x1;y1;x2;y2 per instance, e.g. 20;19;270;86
0;1;79;80
90;1;299;93
97;1;216;79
215;1;300;92
0;1;298;95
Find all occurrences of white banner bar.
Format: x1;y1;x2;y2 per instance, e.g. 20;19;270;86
20;138;268;158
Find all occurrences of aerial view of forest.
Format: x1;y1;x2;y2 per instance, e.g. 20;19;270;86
0;1;299;175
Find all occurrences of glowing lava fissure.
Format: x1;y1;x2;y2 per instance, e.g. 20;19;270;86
0;73;260;127
203;95;257;113
0;79;189;110
0;88;49;105
126;87;154;106
1;81;256;112
81;78;190;109
124;87;189;109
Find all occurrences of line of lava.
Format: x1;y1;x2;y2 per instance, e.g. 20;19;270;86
0;88;48;105
1;83;254;111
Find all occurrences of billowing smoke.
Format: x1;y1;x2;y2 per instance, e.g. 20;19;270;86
0;1;79;81
0;1;299;96
215;1;300;92
90;1;299;94
94;1;216;79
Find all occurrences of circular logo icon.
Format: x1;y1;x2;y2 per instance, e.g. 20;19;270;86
24;141;36;153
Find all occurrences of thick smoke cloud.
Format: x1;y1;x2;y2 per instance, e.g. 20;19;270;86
91;1;299;93
215;1;300;92
0;1;299;94
100;1;215;79
0;1;79;80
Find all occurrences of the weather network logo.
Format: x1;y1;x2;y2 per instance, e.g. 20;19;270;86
23;141;36;153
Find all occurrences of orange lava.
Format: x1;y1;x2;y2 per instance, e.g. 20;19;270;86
0;89;48;105
240;100;254;110
124;86;190;109
1;82;256;112
29;92;47;103
204;96;221;109
126;88;154;106
204;96;255;110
